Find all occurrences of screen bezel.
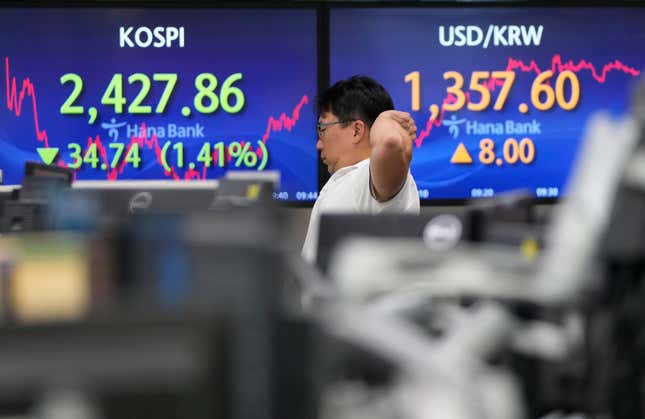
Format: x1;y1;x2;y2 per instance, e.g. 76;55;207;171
3;1;643;207
0;0;322;207
324;0;644;206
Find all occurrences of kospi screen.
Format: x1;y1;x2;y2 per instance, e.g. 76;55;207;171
0;8;318;202
330;7;644;201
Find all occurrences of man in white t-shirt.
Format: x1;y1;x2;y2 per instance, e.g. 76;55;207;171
301;76;420;264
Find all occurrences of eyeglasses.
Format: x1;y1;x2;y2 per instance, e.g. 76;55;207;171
316;120;352;137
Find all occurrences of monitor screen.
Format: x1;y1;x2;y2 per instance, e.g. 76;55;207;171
330;6;645;201
317;213;467;274
68;180;219;217
0;7;318;202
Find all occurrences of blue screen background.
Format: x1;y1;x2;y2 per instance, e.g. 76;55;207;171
331;7;645;200
0;8;319;202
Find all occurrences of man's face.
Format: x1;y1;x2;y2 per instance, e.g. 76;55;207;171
316;111;354;173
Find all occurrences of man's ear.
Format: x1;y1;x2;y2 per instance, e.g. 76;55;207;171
351;120;366;144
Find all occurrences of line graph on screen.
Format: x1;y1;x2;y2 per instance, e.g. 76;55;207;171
414;54;641;148
3;57;310;180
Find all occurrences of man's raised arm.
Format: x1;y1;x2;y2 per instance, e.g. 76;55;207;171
368;110;417;201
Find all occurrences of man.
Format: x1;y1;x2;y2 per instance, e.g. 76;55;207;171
301;75;420;264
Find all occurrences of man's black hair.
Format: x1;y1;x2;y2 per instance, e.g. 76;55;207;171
317;75;394;128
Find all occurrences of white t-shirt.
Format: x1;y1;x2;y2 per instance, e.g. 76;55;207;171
301;158;420;264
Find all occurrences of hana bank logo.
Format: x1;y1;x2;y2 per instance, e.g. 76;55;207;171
442;115;468;139
101;118;127;142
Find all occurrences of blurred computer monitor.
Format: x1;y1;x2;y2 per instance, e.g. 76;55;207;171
68;180;219;218
316;213;467;274
316;207;545;275
24;162;73;186
0;185;18;222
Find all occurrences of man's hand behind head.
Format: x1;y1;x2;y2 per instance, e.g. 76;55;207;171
370;110;416;163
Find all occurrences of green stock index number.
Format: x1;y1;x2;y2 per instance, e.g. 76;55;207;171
60;72;245;116
67;142;141;170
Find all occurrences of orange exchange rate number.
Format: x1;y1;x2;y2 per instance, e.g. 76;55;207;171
479;137;535;166
405;70;581;114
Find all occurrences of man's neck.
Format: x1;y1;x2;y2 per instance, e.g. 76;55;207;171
335;150;369;172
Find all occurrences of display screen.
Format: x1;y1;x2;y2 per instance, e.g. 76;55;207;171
331;7;645;200
0;8;318;202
